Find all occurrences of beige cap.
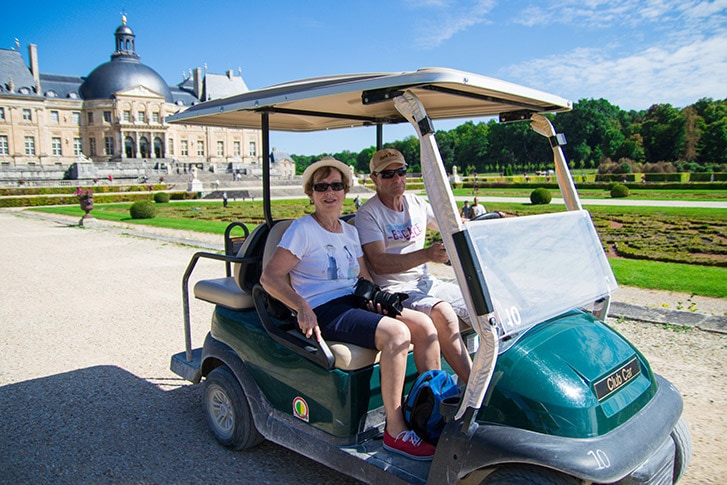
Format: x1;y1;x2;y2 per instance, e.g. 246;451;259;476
369;148;407;174
301;156;352;196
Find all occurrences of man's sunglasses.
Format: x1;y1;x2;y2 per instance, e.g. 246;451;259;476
375;168;408;179
313;182;346;192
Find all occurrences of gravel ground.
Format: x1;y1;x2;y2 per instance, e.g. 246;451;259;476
0;210;724;484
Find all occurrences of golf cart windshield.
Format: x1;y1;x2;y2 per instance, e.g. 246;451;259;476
466;210;618;340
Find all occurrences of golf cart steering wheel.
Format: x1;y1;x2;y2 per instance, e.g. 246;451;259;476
471;211;504;221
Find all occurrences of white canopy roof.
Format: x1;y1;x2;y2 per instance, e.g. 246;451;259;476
167;67;572;131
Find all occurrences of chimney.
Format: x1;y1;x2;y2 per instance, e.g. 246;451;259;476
227;69;233;79
28;44;41;94
193;67;203;99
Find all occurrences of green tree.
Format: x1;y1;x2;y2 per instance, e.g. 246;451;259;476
641;104;685;163
555;98;623;163
698;117;727;165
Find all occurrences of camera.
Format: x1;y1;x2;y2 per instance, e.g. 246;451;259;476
353;278;408;317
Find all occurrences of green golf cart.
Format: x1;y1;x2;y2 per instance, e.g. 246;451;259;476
168;68;691;484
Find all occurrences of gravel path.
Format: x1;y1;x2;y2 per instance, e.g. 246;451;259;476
0;210;724;484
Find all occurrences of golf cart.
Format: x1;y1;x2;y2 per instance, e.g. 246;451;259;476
168;68;691;484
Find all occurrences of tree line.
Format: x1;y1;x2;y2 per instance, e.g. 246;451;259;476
290;97;727;176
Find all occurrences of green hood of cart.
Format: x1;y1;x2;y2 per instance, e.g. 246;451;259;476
478;310;657;438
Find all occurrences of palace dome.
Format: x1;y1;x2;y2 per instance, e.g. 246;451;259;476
79;17;173;102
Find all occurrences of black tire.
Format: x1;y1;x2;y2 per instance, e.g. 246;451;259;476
204;366;264;451
671;417;692;483
482;466;579;485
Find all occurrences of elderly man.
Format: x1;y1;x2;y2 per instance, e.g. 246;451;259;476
355;148;472;382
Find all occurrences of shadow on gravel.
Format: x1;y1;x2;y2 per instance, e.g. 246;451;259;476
0;365;360;484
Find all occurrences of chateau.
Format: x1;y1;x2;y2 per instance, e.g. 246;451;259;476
0;16;294;184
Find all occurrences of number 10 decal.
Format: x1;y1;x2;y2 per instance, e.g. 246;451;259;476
503;306;521;327
587;449;611;470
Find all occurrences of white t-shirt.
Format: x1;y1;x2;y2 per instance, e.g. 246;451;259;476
471;203;486;217
279;215;363;309
356;193;437;291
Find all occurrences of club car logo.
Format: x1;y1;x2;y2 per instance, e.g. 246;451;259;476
593;357;641;401
293;397;309;422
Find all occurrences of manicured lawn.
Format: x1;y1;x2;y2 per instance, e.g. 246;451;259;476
609;258;727;299
31;199;726;298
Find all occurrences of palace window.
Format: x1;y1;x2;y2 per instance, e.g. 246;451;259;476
72;112;80;124
123;111;131;122
137;111;145;123
52;137;62;156
73;138;82;156
152;112;160;123
168;138;174;155
87;112;94;124
233;141;240;156
50;110;59;123
181;139;188;156
89;137;97;156
217;140;224;156
0;135;8;155
249;141;256;157
197;140;205;156
105;137;114;155
22;109;32;121
0;107;5;120
103;111;112;123
24;136;36;155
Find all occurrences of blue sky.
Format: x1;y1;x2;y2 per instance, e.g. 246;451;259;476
3;0;726;155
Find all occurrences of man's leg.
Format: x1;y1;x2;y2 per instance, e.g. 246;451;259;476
429;301;472;382
427;280;473;382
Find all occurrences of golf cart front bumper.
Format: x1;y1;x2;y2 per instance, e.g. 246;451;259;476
433;374;682;484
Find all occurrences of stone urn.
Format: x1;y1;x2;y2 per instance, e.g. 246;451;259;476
79;195;96;226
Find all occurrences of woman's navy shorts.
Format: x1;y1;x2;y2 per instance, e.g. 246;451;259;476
313;294;382;349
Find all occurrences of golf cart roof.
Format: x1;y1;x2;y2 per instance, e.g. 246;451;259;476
166;67;572;131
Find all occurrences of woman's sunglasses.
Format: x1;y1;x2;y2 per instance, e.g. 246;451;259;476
313;182;346;192
375;168;408;179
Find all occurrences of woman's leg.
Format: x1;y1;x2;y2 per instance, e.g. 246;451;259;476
398;309;441;374
375;316;411;436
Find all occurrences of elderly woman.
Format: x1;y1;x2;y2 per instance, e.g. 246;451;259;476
260;157;440;461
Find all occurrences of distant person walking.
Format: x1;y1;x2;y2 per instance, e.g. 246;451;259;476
222;192;228;208
460;200;473;219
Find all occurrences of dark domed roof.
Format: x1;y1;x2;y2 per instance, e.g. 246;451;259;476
115;24;133;36
79;19;173;102
80;58;173;101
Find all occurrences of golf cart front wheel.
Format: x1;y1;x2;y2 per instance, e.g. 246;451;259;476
671;417;692;483
204;366;264;450
482;466;579;485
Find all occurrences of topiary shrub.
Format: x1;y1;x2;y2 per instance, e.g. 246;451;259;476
530;187;552;205
610;184;630;198
130;200;157;219
154;192;170;203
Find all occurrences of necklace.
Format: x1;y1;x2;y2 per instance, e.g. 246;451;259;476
312;212;341;233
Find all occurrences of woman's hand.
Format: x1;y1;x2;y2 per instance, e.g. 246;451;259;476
296;306;322;342
365;300;389;316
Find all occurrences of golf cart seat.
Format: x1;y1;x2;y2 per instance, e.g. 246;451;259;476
192;222;266;311
256;219;381;371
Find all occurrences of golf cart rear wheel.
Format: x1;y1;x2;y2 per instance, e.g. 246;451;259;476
671;417;692;483
204;366;264;450
482;466;579;485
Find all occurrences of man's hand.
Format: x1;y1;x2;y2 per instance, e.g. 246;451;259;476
427;241;450;264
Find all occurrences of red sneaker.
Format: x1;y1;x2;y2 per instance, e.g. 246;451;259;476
383;429;435;461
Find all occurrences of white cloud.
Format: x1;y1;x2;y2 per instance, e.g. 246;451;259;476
504;34;727;109
514;0;727;31
405;0;497;49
